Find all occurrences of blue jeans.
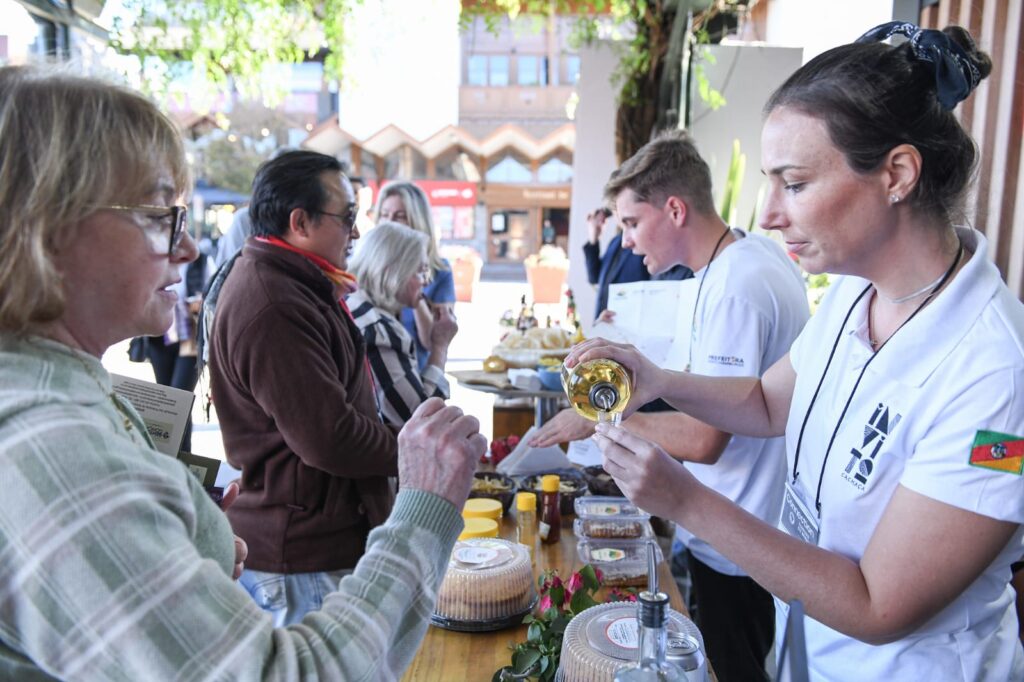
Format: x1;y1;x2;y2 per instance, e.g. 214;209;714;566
239;567;353;626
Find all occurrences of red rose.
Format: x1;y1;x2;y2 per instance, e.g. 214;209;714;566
567;571;584;593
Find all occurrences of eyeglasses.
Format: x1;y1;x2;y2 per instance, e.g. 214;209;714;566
318;202;358;230
104;204;188;256
416;263;432;283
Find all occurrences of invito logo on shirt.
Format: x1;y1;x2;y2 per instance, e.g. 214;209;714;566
842;403;902;491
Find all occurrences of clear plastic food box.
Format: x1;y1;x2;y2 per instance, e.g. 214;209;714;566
573;496;651;539
576;537;662;587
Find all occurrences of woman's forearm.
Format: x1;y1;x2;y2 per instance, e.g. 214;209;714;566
674;480;1017;644
653;370;788;439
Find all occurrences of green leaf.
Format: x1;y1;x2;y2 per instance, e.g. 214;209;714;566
527;621;544;644
548;616;570;636
548;585;565;608
570;589;599;614
512;648;542;675
579;564;600;592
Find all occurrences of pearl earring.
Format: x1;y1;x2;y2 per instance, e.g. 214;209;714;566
890;194;901;204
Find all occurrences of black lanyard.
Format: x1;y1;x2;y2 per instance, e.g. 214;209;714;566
685;227;731;372
791;243;963;514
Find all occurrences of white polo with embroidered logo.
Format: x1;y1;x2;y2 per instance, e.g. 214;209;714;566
781;228;1024;681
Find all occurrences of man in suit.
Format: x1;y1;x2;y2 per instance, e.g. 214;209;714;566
582;207;649;321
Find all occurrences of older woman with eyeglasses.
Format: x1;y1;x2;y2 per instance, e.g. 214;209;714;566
348;221;458;427
0;66;488;680
374;181;457;372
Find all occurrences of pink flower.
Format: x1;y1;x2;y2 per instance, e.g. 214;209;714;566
538;594;554;613
594;567;604;584
567;571;584;593
549;575;563;590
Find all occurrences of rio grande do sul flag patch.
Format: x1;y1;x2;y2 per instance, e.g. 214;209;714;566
969;431;1024;475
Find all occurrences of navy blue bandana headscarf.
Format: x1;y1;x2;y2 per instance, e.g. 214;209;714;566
856;21;981;110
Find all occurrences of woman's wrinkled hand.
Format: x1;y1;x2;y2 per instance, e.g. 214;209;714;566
430;306;459;349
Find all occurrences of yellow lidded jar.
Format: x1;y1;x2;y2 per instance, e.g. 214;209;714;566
463;497;503;520
458;517;499;540
541;474;561;493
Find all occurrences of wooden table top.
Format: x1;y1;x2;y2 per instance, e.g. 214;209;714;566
401;510;691;682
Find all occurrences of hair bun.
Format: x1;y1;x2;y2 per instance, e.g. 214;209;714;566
942;25;993;81
856;21;990;109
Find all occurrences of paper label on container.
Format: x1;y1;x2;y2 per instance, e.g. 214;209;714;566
454;546;499;565
451;539;513;569
538;521;551;540
591;504;621;516
605;617;639;649
591;548;626;562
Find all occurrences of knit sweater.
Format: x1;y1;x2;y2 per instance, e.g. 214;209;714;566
0;334;463;680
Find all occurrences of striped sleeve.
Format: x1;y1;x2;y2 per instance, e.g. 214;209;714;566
364;316;449;427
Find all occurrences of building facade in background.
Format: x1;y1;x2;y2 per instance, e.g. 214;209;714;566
1;0;107;67
304;13;580;267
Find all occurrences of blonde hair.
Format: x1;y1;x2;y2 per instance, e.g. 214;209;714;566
0;66;190;333
374;181;448;272
349;221;429;315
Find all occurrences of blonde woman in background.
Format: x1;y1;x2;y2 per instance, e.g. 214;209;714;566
375;181;456;371
348;222;458;427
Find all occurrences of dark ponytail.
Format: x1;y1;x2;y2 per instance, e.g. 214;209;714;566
765;24;991;225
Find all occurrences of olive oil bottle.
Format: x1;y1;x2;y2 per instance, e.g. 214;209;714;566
562;359;631;424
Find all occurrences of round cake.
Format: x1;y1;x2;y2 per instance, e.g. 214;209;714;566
432;538;536;631
558;601;704;681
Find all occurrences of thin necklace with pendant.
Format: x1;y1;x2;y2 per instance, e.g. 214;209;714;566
870;243;963;348
876;268;951;305
685;227;732;373
27;336;143;442
69;345;144;443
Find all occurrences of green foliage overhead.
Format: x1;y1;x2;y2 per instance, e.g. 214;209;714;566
110;0;360;99
461;0;757;162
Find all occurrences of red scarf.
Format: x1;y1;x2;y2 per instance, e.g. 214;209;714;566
256;236;358;298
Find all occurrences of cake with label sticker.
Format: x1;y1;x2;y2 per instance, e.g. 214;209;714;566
432;538;536;631
559;601;704;681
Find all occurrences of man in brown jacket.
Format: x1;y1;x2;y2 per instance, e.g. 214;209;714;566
209;150;398;625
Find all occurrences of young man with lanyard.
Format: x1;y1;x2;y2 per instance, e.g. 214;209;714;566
531;130;809;681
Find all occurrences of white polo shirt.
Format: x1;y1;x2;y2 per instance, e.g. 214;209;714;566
675;229;810;575
780;228;1024;681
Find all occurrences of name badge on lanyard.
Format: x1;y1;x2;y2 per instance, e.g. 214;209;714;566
781;481;820;546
